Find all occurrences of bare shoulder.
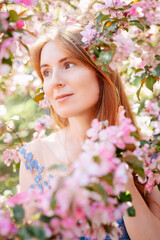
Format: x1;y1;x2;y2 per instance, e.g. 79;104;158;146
147;186;160;221
19;130;66;192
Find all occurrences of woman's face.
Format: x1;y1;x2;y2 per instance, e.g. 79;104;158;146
40;40;100;119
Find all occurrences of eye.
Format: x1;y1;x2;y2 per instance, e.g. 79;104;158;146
64;62;75;69
42;69;51;78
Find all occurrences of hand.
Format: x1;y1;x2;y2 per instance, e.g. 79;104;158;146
116;105;124;126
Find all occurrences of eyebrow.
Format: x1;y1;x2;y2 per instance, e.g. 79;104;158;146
40;57;68;69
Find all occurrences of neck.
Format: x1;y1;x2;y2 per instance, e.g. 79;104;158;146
67;115;92;144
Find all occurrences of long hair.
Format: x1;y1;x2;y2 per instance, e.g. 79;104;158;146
30;25;139;130
30;25;144;198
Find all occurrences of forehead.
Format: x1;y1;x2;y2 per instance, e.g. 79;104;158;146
40;40;68;65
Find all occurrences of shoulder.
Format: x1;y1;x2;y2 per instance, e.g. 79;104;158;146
18;132;58;162
18;133;56;192
147;186;160;221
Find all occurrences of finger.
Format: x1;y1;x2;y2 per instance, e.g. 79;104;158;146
116;105;124;126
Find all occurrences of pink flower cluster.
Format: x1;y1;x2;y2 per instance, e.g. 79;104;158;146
81;23;97;43
3;149;20;166
105;0;124;8
0;12;9;31
144;100;160;135
137;144;160;193
3;112;140;239
110;30;136;70
14;0;37;6
0;212;17;237
34;115;52;133
39;95;50;109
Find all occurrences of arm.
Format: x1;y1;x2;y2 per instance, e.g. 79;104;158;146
123;173;160;240
18;142;42;221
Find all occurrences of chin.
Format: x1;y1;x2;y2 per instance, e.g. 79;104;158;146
56;109;83;119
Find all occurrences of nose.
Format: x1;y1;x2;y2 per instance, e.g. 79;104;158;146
51;68;65;88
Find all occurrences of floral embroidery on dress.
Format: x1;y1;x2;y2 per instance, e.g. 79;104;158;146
19;144;47;191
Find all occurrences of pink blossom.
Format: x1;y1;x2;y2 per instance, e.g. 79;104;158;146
0;64;11;75
7;192;31;207
0;38;15;61
34;123;43;132
3;149;20;166
14;0;37;6
105;0;123;8
3;133;12;144
0;12;9;31
81;23;97;43
129;7;138;16
50;218;61;234
0;216;17;236
39;95;50;109
16;20;25;30
114;163;128;192
87;119;103;141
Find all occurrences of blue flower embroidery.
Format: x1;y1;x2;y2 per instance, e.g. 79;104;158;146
19;144;46;191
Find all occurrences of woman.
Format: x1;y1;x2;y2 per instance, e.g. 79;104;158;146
19;25;160;239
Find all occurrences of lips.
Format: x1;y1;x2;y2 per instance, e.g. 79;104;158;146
55;93;73;100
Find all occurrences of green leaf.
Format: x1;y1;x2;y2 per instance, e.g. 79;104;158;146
137;100;145;114
18;226;46;240
21;15;33;20
130;164;145;179
139;140;149;147
48;164;68;171
100;173;113;186
13;205;24;223
33;92;44;104
141;72;148;79
101;64;111;73
153;66;160;77
129;20;144;31
40;215;53;223
124;155;143;167
0;122;6;135
124;155;145;179
93;47;100;58
96;12;111;25
99;51;113;64
136;85;142;101
19;40;29;53
70;4;77;9
145;75;156;91
119;191;132;202
127;206;136;216
158;101;160;108
132;76;141;87
135;68;143;74
45;3;49;12
155;54;160;61
9;10;19;22
2;58;12;66
90;183;108;205
116;147;126;158
50;194;56;210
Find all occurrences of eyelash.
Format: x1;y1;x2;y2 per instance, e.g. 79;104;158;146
42;62;75;78
64;62;75;69
42;70;51;78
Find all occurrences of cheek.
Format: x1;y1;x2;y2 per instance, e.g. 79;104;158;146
77;70;100;103
43;81;51;98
